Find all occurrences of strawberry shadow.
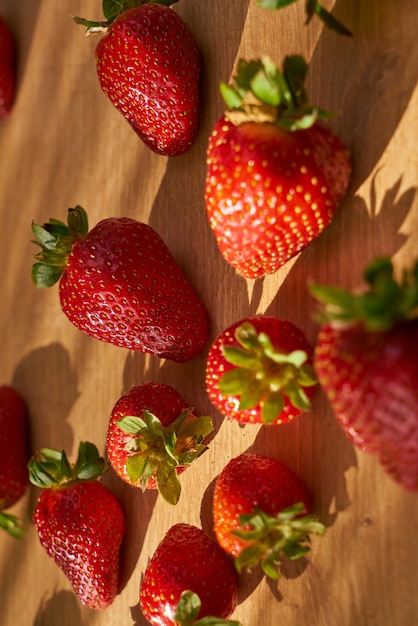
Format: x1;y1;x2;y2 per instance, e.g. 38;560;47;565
32;590;83;626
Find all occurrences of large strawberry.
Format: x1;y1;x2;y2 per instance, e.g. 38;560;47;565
31;206;209;362
206;316;317;425
257;0;352;36
29;442;125;609
0;386;30;538
205;55;352;279
139;523;240;625
74;0;200;156
106;382;213;504
213;453;324;578
0;15;16;118
311;256;418;491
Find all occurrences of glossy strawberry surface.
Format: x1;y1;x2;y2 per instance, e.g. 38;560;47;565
33;480;124;609
58;217;209;362
0;386;30;510
213;453;312;557
95;4;200;156
0;15;16;118
206;316;317;425
139;523;238;625
205;117;351;278
315;319;418;490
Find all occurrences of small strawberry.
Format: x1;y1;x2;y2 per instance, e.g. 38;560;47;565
139;523;240;625
0;15;16;118
205;55;352;279
205;316;317;425
74;0;200;156
106;382;213;505
257;0;352;36
0;386;30;538
213;453;325;578
31;206;209;362
311;257;418;491
29;442;125;609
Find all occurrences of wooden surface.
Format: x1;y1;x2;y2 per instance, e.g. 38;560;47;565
1;1;417;625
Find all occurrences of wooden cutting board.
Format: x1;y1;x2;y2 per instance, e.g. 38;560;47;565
1;1;417;625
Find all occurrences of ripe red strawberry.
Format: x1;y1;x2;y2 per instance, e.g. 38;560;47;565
257;0;352;36
213;453;324;578
206;316;317;425
139;523;240;625
0;15;16;118
205;55;352;279
311;257;418;491
31;206;209;362
0;386;30;538
74;1;200;156
106;382;213;504
29;442;125;609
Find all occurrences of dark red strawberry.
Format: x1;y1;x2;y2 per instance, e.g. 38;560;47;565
257;0;352;36
139;523;240;625
106;382;213;504
0;386;30;538
0;15;16;118
74;1;200;156
31;206;209;362
206;316;317;425
29;442;125;609
205;55;352;279
312;256;418;491
213;453;324;578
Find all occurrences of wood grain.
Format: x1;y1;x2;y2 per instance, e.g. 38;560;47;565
0;1;417;625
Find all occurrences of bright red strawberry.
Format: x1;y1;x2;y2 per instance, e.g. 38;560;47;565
139;523;240;625
74;1;200;156
213;453;324;578
0;15;16;118
206;316;317;425
257;0;352;36
106;382;213;504
205;56;352;279
312;257;418;491
0;386;30;538
31;206;209;362
29;442;125;609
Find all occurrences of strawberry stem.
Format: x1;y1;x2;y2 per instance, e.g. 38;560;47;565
233;503;325;578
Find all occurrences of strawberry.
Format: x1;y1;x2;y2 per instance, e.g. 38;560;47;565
0;15;16;118
139;523;240;625
29;442;125;609
74;0;200;156
0;386;30;538
213;453;325;578
205;55;352;279
311;256;418;491
256;0;352;36
205;316;317;425
31;206;209;362
106;382;213;504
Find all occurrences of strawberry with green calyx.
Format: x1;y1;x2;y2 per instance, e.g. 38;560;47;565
29;442;125;609
257;0;352;37
206;317;317;425
205;55;352;279
139;523;239;625
213;453;325;579
74;0;200;156
311;257;418;490
106;383;213;505
0;386;30;538
31;206;210;363
0;15;16;118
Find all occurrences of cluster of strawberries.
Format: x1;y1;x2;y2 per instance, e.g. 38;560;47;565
1;1;418;625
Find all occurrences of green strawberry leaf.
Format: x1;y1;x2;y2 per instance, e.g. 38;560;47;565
156;462;181;505
261;391;285;424
257;0;352;36
28;442;106;488
0;511;25;539
174;591;243;626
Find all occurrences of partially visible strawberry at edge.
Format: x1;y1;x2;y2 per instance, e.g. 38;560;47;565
0;15;16;118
